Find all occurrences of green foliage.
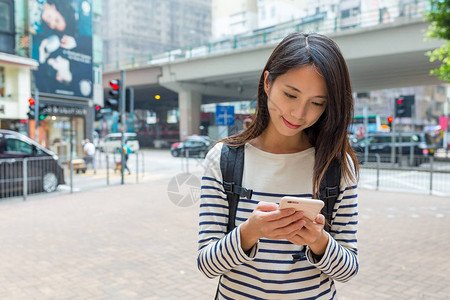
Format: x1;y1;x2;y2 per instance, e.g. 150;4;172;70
425;0;450;82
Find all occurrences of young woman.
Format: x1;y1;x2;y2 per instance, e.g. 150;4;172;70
198;33;359;299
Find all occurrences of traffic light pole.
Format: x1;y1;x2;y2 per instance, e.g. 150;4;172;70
34;88;39;143
120;70;126;184
391;98;396;164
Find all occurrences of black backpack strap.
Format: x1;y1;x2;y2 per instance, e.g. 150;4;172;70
319;159;341;232
220;144;251;234
216;144;249;300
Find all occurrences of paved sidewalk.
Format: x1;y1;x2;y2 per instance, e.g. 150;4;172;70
0;174;449;299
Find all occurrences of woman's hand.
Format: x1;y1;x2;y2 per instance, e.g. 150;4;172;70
287;214;329;256
240;201;306;251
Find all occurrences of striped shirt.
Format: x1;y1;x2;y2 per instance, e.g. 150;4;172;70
198;143;358;299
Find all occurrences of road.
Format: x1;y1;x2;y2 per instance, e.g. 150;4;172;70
60;149;450;197
59;149;205;193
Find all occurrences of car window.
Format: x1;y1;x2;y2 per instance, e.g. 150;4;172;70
5;138;33;154
126;135;137;141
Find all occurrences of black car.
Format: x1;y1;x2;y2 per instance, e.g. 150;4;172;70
170;136;211;158
0;130;65;198
352;132;437;165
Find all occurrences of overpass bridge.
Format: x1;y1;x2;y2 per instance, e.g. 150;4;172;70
103;15;445;141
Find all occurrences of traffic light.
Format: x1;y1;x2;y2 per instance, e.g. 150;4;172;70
395;95;414;118
125;87;134;113
387;116;393;131
38;104;48;120
105;79;120;111
94;105;103;121
27;98;36;119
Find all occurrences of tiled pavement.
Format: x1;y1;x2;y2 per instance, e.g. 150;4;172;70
0;173;449;299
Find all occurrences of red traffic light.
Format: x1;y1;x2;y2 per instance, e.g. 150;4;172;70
28;98;35;105
397;98;404;104
387;116;393;123
109;80;120;90
95;105;101;110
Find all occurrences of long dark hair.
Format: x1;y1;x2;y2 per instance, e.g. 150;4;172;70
223;32;359;196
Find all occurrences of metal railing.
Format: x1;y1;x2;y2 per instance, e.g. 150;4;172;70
357;153;450;196
0;156;64;200
0;151;147;200
103;0;430;71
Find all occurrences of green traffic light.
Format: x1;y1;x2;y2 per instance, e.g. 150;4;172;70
39;114;47;120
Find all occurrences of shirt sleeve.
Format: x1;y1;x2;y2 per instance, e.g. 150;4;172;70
305;162;359;282
197;143;259;278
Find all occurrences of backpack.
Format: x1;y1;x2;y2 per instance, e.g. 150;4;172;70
220;144;340;234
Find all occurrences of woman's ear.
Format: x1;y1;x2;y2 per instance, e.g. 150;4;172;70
263;70;270;94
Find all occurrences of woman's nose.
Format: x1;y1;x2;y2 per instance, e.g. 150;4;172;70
290;102;306;120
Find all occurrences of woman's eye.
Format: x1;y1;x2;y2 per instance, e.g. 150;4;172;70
284;92;296;99
312;102;325;107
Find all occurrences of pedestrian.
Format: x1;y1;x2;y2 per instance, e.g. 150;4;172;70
197;32;359;299
119;143;132;175
83;139;96;174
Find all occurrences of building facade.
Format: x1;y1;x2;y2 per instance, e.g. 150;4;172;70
0;0;37;135
102;0;212;68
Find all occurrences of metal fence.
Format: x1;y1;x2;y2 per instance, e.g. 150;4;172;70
357;154;450;196
0;156;64;200
0;151;146;200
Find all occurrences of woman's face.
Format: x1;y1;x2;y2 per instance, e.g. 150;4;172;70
42;3;66;31
264;65;327;138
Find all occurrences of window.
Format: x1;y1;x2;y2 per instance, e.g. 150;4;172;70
0;2;11;32
5;138;33;154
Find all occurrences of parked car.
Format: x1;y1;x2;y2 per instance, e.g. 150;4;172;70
98;133;140;153
352;132;437;165
0;130;65;197
170;135;212;158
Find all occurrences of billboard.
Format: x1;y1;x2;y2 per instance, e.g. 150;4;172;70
29;0;93;99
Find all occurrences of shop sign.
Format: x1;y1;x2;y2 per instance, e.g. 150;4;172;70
42;104;88;117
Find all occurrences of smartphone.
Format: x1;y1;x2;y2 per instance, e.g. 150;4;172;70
279;196;324;220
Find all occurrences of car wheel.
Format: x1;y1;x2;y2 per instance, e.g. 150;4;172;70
172;150;180;157
42;172;58;193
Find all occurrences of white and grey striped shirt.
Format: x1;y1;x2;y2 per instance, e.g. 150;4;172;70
198;143;358;299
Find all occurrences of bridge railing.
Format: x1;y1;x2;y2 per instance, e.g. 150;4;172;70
103;0;431;72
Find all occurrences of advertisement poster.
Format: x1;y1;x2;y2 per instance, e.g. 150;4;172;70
29;0;93;99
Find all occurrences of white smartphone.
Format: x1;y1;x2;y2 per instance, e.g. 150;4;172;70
279;196;324;220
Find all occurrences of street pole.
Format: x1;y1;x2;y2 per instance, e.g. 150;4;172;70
34;88;39;143
363;106;369;163
445;90;449;156
120;70;126;184
409;103;415;165
391;98;396;164
70;116;73;193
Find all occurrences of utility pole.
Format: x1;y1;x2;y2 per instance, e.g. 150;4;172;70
120;70;126;184
363;106;369;163
34;88;39;143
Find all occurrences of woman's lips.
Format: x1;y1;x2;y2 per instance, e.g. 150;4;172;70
282;117;301;129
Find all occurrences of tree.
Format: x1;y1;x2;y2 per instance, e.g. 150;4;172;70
425;0;450;82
